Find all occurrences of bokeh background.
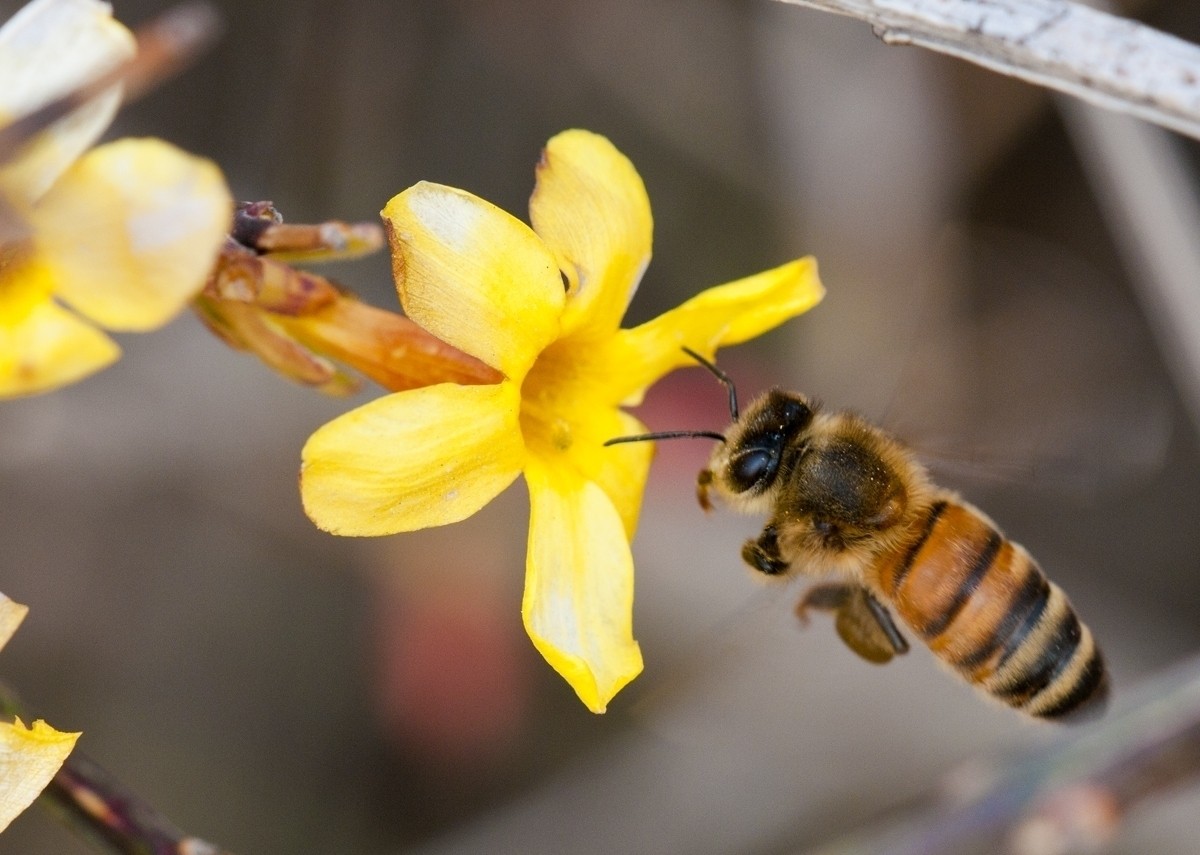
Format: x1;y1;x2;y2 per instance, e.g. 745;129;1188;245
3;0;1200;852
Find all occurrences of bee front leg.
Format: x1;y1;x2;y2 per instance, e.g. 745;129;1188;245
742;524;790;576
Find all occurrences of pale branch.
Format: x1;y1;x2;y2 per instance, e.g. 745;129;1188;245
771;0;1200;143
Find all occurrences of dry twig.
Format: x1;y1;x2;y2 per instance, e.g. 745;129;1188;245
771;0;1200;142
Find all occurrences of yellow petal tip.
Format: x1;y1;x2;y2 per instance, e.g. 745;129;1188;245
0;717;79;833
533;638;644;714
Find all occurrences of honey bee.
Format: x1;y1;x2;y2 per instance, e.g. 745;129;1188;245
608;349;1109;720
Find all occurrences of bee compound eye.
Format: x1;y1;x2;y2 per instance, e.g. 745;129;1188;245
731;448;774;490
780;399;811;429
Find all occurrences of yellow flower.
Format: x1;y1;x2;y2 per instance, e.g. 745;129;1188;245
0;0;232;398
301;130;823;712
0;593;79;832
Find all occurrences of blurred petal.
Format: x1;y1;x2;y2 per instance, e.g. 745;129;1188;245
0;261;118;397
523;456;643;713
0;593;28;651
530;129;652;339
31;138;232;331
302;382;525;536
383;182;564;379
598;257;824;405
0;0;135;201
0;717;78;833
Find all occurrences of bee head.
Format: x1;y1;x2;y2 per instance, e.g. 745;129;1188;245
603;348;816;511
701;389;816;511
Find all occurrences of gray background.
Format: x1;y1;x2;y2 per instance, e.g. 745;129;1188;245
3;1;1200;853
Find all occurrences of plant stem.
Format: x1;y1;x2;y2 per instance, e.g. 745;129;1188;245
0;686;234;855
45;751;235;855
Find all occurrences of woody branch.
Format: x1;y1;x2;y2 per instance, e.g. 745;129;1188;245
771;0;1200;143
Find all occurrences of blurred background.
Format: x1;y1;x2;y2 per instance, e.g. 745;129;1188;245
3;0;1200;852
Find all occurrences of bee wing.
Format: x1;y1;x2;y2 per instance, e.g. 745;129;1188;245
796;583;908;665
911;436;1165;496
883;224;1171;495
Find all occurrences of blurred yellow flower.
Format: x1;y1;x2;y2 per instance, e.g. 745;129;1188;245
0;593;79;832
0;0;232;398
301;129;823;712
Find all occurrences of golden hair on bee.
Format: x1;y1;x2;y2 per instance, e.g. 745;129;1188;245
607;349;1109;721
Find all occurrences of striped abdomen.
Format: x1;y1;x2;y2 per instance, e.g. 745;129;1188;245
872;496;1107;719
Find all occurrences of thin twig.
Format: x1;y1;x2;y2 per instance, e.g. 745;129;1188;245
46;752;235;855
0;687;234;855
771;0;1200;142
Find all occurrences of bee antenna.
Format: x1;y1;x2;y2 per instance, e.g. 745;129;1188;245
681;346;739;421
603;348;738;448
603;430;726;447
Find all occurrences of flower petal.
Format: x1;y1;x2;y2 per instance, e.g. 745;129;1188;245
518;338;653;537
301;381;525;536
382;182;564;379
0;0;135;201
522;456;643;713
523;394;652;539
30;138;232;331
590;410;654;539
0;717;79;832
598;256;823;405
0;262;118;397
0;593;28;652
529;129;652;340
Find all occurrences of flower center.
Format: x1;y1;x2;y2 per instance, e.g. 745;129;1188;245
519;338;584;458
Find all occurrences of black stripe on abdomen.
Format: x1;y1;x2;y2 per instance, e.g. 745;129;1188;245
887;500;947;594
994;604;1082;706
1035;647;1108;719
952;564;1049;671
922;529;1003;639
995;575;1052;669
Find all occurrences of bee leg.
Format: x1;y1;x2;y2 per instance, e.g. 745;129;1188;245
795;582;851;621
861;590;909;655
697;469;715;512
796;584;908;664
742;525;790;575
